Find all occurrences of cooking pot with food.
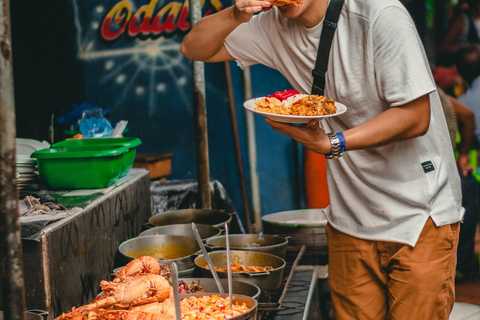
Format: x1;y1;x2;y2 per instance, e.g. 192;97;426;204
148;209;232;229
118;235;200;274
205;234;288;259
178;293;258;320
180;278;261;300
194;250;286;293
0;311;43;320
139;223;221;241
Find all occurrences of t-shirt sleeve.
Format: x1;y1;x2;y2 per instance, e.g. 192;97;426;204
371;6;436;107
224;11;277;70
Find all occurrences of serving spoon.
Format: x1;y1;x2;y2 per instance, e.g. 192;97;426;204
191;222;225;293
170;262;181;320
225;222;233;309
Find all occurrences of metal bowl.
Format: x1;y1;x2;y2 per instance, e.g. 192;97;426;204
118;235;200;272
194;250;286;293
178;293;258;320
262;208;328;249
139;223;222;241
181;278;261;300
205;234;288;259
148;209;232;229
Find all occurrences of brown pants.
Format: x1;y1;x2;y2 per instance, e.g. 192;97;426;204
326;218;459;320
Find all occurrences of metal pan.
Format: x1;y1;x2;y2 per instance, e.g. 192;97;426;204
194;250;286;293
118;235;200;272
178;293;258;320
205;234;288;259
148;209;232;229
181;278;261;300
139;223;221;241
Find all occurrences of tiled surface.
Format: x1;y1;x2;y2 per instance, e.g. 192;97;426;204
456;273;480;306
455;240;480;307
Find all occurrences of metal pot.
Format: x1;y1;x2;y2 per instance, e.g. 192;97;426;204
194;250;286;293
148;209;232;229
118;235;200;272
179;293;258;320
262;208;328;249
205;234;288;259
139;223;221;241
181;278;261;300
0;311;43;320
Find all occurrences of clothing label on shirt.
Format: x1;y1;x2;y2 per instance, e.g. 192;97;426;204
421;161;435;173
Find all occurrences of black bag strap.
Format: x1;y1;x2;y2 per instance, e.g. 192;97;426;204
311;0;344;95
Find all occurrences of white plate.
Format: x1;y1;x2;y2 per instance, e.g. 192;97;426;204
16;138;50;156
243;96;347;124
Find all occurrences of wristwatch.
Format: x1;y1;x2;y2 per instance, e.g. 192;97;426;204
325;132;343;159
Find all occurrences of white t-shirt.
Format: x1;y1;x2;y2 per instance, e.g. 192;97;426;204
224;0;464;246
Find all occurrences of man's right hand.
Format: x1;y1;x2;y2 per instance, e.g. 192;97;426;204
232;0;271;23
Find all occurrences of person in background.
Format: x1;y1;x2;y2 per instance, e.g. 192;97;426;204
439;0;480;66
454;44;480;281
181;0;463;319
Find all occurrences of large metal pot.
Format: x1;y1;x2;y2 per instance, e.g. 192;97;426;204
262;208;328;250
194;250;286;293
148;209;232;229
205;234;288;259
179;293;258;320
118;235;200;272
0;311;43;320
181;278;261;300
139;223;221;241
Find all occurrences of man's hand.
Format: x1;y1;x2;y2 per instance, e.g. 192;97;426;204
265;118;332;154
232;0;271;23
457;154;474;176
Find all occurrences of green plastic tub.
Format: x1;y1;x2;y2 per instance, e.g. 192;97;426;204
52;137;142;177
31;145;128;189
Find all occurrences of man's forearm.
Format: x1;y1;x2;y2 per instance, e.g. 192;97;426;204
180;6;240;62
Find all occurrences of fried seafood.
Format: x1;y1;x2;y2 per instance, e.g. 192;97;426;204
291;94;336;116
204;261;273;273
114;256;161;282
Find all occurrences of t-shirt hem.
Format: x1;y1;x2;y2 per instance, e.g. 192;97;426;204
325;215;429;247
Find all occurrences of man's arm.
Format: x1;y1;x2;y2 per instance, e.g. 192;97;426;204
266;94;431;155
180;0;270;62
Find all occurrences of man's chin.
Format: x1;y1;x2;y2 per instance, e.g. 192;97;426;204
278;5;301;18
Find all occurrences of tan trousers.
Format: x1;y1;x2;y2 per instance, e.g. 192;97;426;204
326;218;459;320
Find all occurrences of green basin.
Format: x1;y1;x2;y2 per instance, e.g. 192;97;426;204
52;137;142;177
31;145;128;189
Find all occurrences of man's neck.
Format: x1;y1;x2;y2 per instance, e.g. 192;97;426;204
297;0;329;28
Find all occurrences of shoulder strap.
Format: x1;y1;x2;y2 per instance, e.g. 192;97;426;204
311;0;344;95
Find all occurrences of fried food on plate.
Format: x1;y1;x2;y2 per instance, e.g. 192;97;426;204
291;94;336;116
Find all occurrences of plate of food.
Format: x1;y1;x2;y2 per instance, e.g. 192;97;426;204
244;90;347;124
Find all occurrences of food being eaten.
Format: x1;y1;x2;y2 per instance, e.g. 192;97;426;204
254;93;336;116
270;0;303;7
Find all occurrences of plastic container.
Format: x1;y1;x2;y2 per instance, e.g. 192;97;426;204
52;137;141;177
31;145;128;189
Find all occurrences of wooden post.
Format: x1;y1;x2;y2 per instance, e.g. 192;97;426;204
0;0;27;319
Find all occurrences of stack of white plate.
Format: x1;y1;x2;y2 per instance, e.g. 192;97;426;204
15;138;50;189
16;155;39;189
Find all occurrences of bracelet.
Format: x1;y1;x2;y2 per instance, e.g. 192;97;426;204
325;133;342;159
336;132;346;153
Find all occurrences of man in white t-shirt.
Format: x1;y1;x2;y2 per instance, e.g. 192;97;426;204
181;0;464;319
